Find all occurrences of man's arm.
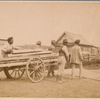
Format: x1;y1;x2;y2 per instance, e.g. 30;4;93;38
62;46;69;61
1;44;8;53
12;45;22;50
79;47;83;61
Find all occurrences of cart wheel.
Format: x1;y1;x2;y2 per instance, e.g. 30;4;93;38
0;68;3;72
26;57;45;83
4;66;25;79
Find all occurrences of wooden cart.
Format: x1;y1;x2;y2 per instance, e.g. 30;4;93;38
0;50;58;83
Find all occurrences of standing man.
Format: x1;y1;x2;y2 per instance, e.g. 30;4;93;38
70;39;83;79
47;40;56;77
56;39;69;83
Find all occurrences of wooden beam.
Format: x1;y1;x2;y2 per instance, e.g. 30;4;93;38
0;59;58;68
0;53;58;62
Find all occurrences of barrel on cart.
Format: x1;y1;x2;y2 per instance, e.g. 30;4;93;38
0;50;58;83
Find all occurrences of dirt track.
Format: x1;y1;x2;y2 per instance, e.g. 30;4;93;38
0;70;100;98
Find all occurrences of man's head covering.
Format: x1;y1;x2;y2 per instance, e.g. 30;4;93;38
7;37;13;42
36;41;41;45
75;39;80;44
51;40;55;44
63;39;68;44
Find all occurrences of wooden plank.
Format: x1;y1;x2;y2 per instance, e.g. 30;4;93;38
0;53;58;62
0;59;58;68
9;51;52;57
13;49;42;54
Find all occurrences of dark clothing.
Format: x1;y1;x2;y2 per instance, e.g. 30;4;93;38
47;44;56;77
47;65;55;77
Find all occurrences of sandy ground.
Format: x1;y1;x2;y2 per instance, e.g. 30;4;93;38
0;70;100;98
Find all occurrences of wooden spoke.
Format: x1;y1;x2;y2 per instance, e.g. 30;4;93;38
32;72;35;80
29;70;35;76
26;57;45;83
18;70;20;76
10;70;15;75
33;58;37;65
38;63;43;68
35;72;39;80
36;59;41;66
4;67;25;79
19;69;24;72
28;68;34;70
38;67;43;72
14;70;17;78
30;63;35;68
37;71;42;77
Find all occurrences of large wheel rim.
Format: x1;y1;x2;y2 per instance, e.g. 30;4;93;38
26;57;45;83
4;67;25;79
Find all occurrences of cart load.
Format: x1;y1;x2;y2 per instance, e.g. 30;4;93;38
0;49;58;83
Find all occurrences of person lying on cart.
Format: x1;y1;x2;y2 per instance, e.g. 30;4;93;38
0;37;21;58
0;37;22;79
47;40;57;77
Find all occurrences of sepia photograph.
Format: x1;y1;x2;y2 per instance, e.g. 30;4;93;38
0;1;100;99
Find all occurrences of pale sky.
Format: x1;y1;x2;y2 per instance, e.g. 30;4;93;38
0;2;100;46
